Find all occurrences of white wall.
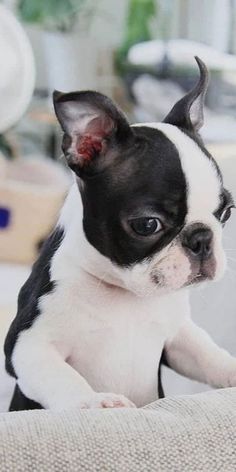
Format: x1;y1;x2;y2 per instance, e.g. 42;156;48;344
177;0;231;51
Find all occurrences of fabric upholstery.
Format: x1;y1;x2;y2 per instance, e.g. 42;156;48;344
0;388;235;471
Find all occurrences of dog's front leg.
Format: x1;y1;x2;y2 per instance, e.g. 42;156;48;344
164;318;236;388
10;337;135;410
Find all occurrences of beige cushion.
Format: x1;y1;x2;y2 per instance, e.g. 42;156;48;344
0;388;235;471
0;156;70;264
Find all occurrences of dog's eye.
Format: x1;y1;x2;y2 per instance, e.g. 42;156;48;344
130;217;163;236
219;206;233;224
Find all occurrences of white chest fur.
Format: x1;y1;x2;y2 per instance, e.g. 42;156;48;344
32;271;190;407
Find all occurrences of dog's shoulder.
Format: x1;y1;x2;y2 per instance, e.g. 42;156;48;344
4;226;64;377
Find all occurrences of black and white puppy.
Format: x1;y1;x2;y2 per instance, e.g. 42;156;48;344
1;57;236;411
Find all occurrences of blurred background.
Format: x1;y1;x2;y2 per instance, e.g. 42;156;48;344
0;0;236;397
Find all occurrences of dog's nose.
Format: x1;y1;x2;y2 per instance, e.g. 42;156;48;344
182;225;213;258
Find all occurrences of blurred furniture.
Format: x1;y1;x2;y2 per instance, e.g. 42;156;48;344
126;39;236;113
0;388;235;471
0;155;70;264
132;74;236;144
128;39;236;71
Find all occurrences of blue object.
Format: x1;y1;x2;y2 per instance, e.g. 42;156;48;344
0;207;10;228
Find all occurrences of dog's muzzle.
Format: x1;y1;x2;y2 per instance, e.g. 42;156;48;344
181;223;216;282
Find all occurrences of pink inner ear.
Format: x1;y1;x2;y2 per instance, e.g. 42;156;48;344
77;135;103;161
76;114;114;162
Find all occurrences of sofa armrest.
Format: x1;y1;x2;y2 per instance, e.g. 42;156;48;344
0;388;236;471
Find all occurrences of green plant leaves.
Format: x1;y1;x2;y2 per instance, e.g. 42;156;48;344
18;0;88;32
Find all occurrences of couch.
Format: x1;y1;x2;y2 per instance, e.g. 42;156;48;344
0;388;235;471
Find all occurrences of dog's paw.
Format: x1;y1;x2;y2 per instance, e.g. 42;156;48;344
214;361;236;388
79;393;136;409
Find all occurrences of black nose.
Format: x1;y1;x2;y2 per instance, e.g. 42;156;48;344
182;226;213;258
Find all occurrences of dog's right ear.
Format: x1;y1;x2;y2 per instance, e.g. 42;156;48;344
53;90;132;177
163;57;209;132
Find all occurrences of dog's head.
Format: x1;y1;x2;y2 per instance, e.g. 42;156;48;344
54;57;234;296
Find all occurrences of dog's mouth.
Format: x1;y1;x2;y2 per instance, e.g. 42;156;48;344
186;257;216;286
187;272;209;286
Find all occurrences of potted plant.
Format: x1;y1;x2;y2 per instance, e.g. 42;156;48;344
116;0;157;74
17;0;98;92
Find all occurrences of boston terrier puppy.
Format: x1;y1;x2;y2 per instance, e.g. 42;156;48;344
2;57;236;411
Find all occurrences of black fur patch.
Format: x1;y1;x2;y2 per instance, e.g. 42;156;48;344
4;227;64;378
81;126;187;266
9;384;42;411
158;349;169;398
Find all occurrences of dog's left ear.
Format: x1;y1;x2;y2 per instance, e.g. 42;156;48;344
53;90;132;177
163;57;209;132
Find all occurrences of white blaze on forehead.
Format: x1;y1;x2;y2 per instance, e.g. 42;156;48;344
132;123;221;223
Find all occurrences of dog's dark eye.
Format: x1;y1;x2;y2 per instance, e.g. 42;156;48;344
130;217;163;236
219;206;233;224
